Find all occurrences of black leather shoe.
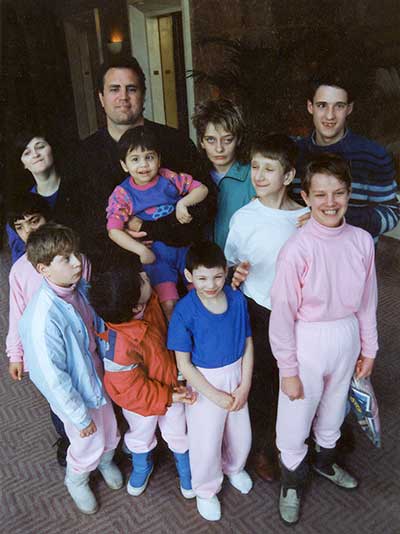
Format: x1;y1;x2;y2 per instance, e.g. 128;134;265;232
53;437;70;467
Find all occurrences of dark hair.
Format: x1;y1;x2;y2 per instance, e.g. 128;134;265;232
7;192;52;230
302;153;352;194
192;99;245;146
117;126;161;162
308;72;355;103
97;55;146;94
185;241;227;273
89;267;143;323
15;130;59;164
26;223;80;267
250;134;298;173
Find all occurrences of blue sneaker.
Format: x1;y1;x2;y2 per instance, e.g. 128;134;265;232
127;451;154;497
173;451;195;499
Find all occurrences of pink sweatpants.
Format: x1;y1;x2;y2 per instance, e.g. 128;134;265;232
53;398;120;473
122;402;188;453
186;358;252;499
276;315;360;470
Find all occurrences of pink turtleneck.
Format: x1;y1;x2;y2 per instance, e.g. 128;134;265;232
47;279;102;375
269;216;378;377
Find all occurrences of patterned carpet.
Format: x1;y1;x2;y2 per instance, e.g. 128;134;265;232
1;237;399;534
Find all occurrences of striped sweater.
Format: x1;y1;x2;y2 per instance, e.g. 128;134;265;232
294;130;399;240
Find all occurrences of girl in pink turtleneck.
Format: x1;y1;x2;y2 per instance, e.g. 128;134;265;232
269;153;378;526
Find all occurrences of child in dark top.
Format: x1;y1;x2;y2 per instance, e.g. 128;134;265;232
6;193;74;466
106;126;208;320
167;242;254;522
89;267;196;499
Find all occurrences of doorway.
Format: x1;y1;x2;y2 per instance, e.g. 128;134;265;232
63;8;104;139
128;0;195;139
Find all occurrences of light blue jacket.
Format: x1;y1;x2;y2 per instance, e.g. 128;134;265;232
214;161;255;250
19;279;107;430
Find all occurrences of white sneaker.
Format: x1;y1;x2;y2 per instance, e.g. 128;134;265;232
180;486;196;499
228;470;253;494
196;495;221;521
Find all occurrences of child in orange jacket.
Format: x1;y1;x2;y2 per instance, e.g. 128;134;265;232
89;267;196;498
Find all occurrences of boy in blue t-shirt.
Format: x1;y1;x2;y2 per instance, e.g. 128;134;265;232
167;242;254;522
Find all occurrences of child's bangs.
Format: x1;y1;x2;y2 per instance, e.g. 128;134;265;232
53;230;80;258
128;141;158;155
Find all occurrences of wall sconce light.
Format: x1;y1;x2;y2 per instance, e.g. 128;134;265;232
108;31;124;54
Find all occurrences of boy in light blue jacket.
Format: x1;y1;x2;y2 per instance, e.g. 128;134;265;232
19;223;122;515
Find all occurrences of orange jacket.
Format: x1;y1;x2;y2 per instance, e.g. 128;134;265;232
100;292;178;416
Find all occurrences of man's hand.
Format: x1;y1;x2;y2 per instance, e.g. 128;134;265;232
9;362;23;381
126;229;153;248
139;247;156;265
175;200;193;224
230;385;250;411
231;261;250;290
80;420;97;438
355;355;375;379
296;211;311;228
127;216;144;232
281;376;304;401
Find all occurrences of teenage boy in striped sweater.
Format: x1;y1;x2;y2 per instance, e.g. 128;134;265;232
294;74;399;242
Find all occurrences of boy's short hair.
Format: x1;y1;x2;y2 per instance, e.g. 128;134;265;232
192;99;245;145
26;223;80;268
7;192;51;230
302;153;352;194
308;72;355;103
97;56;146;94
250;134;298;173
118;126;161;162
185;241;227;273
89;267;143;323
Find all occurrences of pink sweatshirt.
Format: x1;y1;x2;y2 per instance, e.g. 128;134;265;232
269;216;378;377
6;254;91;367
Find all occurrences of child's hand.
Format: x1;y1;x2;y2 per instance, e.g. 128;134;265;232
281;376;304;401
175;200;192;224
231;261;250;290
230;385;250;411
126;217;154;247
355;355;375;379
213;390;235;411
9;362;23;381
80;420;97;438
296;212;311;228
139;247;156;265
172;386;197;405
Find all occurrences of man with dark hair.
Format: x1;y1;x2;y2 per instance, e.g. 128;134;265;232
294;74;399;242
78;56;213;269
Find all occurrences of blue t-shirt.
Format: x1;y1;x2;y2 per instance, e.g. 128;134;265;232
167;285;251;368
